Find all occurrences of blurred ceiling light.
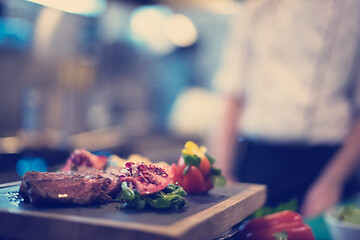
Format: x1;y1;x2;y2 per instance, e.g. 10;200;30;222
25;0;107;17
98;2;129;43
161;0;239;15
202;0;239;15
165;14;197;47
0;137;21;154
33;7;62;58
130;5;175;55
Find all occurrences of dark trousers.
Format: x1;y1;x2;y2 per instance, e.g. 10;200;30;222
234;138;360;209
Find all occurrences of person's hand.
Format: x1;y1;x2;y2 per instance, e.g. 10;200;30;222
300;177;342;218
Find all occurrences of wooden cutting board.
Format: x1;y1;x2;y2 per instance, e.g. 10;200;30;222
0;181;266;240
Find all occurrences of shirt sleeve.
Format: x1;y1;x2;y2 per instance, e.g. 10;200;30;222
212;4;250;99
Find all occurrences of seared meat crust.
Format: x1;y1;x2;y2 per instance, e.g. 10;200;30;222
20;171;115;206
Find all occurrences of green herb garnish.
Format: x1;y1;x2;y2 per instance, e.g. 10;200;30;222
116;184;187;211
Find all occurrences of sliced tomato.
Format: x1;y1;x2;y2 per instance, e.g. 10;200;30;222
171;163;184;185
176;155;213;193
204;176;214;192
177;156;187;172
182;166;206;194
199;157;211;176
179;154;210;175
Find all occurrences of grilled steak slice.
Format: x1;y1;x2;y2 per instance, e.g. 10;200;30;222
20;171;73;203
72;165;122;198
20;171;112;206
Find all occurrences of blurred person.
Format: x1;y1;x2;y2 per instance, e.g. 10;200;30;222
210;0;360;217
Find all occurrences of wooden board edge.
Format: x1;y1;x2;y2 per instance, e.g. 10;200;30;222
0;208;182;240
168;183;266;239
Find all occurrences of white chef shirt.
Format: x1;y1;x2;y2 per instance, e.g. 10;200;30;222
213;0;360;144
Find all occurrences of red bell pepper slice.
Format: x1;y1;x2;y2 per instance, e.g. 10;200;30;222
238;210;315;240
239;210;303;237
244;222;315;240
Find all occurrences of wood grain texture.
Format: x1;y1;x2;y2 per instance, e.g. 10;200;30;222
0;182;266;240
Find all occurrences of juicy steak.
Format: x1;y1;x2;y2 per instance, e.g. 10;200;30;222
19;171;119;206
72;165;122;198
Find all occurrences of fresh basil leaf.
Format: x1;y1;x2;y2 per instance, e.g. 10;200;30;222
210;167;221;176
163;184;175;193
134;197;146;210
151;197;172;209
205;153;216;165
120;181;135;201
183;154;201;167
117;184;187;211
212;174;226;187
171;196;186;211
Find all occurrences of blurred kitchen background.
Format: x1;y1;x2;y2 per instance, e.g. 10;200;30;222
0;0;241;182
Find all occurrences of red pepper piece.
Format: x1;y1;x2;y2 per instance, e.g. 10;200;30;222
244;222;315;240
238;210;303;239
